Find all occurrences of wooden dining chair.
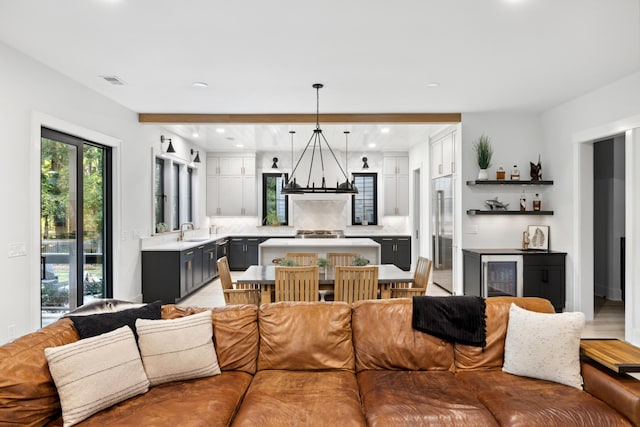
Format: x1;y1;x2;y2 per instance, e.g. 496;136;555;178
326;253;359;268
390;257;433;298
284;252;318;266
334;265;379;304
275;266;319;302
217;256;260;305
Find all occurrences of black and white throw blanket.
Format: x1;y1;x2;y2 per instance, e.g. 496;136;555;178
412;296;487;348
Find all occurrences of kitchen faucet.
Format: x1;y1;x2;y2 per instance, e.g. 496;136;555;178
178;222;195;241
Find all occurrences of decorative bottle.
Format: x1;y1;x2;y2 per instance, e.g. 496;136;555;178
496;165;505;180
519;190;526;212
510;165;520;180
533;193;541;211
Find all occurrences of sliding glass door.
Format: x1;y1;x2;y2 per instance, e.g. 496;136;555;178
40;128;112;326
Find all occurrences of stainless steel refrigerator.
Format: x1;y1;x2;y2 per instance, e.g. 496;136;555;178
432;176;453;293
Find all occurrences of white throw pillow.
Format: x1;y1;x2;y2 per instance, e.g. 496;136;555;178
45;326;149;427
136;310;221;386
503;303;585;389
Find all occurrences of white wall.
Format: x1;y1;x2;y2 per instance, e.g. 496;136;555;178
0;41;207;343
460;113;546;250
540;71;640;338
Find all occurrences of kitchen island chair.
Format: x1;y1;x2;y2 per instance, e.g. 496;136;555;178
217;256;261;305
275;265;320;302
334;265;379;304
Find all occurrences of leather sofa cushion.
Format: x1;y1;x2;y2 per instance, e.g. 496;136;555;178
457;370;633;427
258;302;354;371
45;371;253;427
352;299;454;372
162;304;259;374
455;297;555;371
358;370;499;427
232;370;366;427
581;360;640;426
0;318;79;426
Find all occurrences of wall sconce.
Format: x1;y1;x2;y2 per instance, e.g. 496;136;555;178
160;135;176;153
362;157;369;169
191;149;201;163
272;157;279;169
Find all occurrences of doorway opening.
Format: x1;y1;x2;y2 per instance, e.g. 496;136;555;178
592;135;625;337
40;127;113;326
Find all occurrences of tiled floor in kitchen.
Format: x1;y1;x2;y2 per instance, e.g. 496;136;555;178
179;276;624;340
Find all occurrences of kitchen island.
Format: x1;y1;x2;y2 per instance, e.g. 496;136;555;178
259;238;380;265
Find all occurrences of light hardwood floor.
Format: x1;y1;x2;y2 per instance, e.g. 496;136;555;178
180;278;625;340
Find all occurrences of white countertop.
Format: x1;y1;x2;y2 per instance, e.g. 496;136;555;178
259;238;380;247
141;234;231;252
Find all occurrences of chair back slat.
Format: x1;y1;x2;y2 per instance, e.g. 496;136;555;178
275;266;319;302
334;266;378;304
284;252;318;266
414;257;433;288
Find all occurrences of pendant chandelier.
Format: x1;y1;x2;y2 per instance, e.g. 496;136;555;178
281;83;358;195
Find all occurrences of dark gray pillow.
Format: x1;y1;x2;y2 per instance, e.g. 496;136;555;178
69;301;163;339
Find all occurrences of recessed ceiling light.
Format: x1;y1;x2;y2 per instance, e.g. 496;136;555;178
235;143;244;148
216;128;225;134
192;81;208;88
426;82;440;88
380;127;390;134
368;143;377;148
192;132;199;138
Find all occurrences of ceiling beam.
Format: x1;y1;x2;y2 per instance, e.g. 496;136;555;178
138;113;461;124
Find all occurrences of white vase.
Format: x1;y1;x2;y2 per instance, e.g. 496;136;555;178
478;169;489;180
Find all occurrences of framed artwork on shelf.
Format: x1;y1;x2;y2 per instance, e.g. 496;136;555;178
528;225;550;250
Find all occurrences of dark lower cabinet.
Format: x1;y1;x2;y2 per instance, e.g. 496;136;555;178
203;243;217;281
229;237;266;270
462;250;566;312
376;237;411;271
523;254;566;312
142;238;227;304
349;236;411;271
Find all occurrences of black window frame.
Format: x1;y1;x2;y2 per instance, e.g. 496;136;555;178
171;163;180;230
155;158;165;227
187;167;194;222
351;172;378;225
262;173;289;226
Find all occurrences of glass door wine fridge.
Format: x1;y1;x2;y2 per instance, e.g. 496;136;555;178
482;255;523;298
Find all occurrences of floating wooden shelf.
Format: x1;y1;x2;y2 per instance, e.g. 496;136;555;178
467;209;554;216
466;180;554;186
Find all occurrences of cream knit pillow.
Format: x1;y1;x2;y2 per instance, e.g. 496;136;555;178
136;310;221;386
45;326;149;427
503;303;585;389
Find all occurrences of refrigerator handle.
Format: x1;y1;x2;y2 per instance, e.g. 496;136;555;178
434;190;444;267
482;261;487;297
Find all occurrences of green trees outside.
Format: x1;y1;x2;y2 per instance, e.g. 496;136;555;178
40;139;104;240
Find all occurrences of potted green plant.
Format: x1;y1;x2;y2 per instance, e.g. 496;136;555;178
264;212;281;226
317;257;331;277
352;256;370;266
279;257;297;267
474;134;493;180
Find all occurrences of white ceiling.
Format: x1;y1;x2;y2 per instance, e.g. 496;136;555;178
1;0;638;151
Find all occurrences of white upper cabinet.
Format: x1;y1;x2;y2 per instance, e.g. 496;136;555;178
206;154;257;216
431;132;455;178
383;155;409;216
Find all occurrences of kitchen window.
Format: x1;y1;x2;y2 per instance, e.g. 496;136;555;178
171;163;180;230
352;173;378;225
187;167;194;222
154;158;165;230
262;173;288;225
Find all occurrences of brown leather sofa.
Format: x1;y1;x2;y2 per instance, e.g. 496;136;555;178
1;297;639;426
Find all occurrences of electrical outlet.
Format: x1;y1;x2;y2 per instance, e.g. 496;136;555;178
8;242;26;258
